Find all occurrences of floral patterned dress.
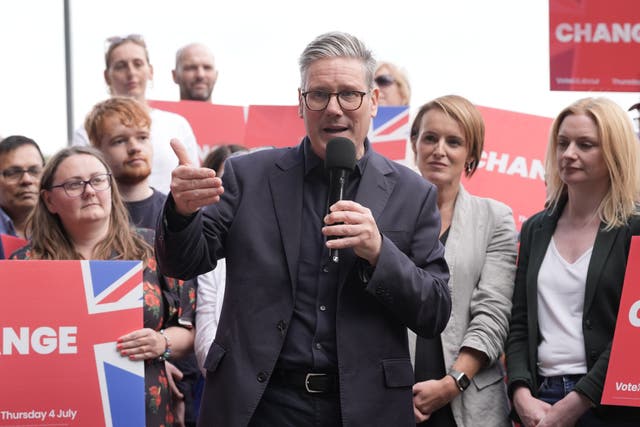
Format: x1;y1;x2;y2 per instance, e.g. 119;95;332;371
11;229;196;427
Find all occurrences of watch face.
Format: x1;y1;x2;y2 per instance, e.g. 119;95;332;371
449;369;470;391
457;373;470;390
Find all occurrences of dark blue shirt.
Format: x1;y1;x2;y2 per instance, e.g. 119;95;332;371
277;138;370;372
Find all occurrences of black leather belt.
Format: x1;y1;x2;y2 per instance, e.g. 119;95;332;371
271;370;339;394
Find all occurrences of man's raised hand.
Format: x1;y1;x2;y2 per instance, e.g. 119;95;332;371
170;138;224;216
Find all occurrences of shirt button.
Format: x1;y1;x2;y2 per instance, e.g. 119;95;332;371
322;266;329;273
319;305;326;312
315;343;322;350
257;371;268;382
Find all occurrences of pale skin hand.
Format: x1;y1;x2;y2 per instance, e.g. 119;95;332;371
117;327;166;360
513;386;552;427
165;361;186;427
169;138;224;216
412;376;459;423
322;200;382;266
412;348;486;423
535;391;592;427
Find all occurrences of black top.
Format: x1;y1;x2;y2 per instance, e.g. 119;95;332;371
415;227;456;426
124;188;167;230
276;139;370;372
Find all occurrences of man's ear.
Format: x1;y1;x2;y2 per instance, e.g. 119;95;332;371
297;88;304;118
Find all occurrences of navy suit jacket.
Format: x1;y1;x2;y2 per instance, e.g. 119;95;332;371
156;140;451;426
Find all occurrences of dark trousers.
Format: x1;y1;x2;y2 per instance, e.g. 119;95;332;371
248;381;342;427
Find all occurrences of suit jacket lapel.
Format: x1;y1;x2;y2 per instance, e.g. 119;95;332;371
270;145;304;296
337;152;394;285
526;211;557;326
584;225;618;313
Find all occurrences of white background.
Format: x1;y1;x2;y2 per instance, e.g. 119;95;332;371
1;0;638;156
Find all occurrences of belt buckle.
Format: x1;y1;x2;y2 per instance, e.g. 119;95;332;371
305;373;326;393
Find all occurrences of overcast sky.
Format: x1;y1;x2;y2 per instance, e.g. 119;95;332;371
1;0;638;156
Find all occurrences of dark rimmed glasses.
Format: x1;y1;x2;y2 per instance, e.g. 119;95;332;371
374;74;396;87
1;166;43;183
48;173;112;198
301;90;368;111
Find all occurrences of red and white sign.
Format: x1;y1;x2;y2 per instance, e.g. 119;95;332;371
602;236;640;407
463;106;552;229
148;100;246;160
549;0;640;92
0;260;144;426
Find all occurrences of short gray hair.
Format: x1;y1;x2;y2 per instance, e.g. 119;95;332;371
298;31;376;90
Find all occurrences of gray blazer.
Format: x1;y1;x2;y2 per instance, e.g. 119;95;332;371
410;186;517;427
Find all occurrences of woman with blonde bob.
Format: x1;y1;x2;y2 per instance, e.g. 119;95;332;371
507;97;640;426
12;146;195;426
410;95;517;426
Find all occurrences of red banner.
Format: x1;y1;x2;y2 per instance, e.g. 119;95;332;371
602;236;640;406
549;0;640;92
0;260;144;426
462;106;552;229
148;100;246;160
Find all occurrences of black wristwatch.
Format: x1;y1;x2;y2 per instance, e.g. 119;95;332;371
447;369;470;392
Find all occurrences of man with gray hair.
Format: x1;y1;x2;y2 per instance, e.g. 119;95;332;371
172;43;218;102
156;31;451;426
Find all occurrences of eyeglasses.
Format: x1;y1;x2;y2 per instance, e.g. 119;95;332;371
301;90;367;111
1;166;43;183
374;74;396;87
48;173;112;198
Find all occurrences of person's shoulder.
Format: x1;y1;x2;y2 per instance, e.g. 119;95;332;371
150;108;194;132
369;152;420;178
151;188;168;203
229;146;293;170
464;190;514;218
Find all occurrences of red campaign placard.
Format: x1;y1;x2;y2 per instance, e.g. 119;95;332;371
0;260;144;426
602;236;640;407
549;0;640;92
463;106;552;230
1;234;27;258
244;105;306;149
148;100;246;160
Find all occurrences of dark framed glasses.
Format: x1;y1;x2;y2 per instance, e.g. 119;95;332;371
374;74;396;87
301;90;367;111
48;173;112;198
1;166;43;183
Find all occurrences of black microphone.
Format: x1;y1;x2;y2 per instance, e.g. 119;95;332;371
325;137;356;263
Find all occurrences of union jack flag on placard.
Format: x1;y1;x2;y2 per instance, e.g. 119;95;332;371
0;260;144;427
369;106;411;161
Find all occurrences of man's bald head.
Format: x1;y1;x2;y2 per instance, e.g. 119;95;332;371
173;43;218;102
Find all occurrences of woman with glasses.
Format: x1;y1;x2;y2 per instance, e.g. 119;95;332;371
374;61;411;106
11;146;195;427
410;95;517;426
507;97;640;426
72;34;200;195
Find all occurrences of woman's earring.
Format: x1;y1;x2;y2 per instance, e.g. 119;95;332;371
465;160;475;174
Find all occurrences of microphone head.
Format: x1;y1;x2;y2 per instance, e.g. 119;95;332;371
325;137;356;171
